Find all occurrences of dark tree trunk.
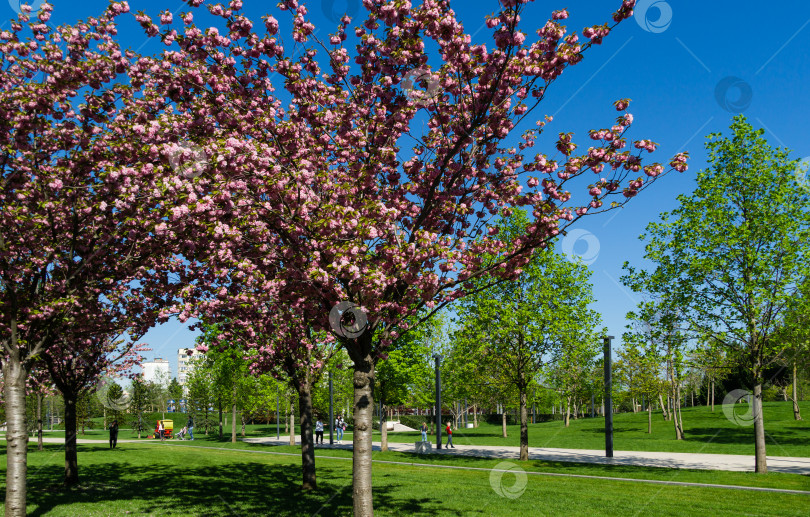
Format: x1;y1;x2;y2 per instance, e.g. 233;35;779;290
63;391;80;486
289;397;296;445
218;398;223;440
231;385;237;444
381;397;388;452
294;378;317;490
37;392;43;452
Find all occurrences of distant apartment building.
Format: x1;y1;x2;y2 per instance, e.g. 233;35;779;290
141;358;170;384
178;348;203;389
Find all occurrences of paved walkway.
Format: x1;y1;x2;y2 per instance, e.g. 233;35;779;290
242;436;810;475
29;435;810;475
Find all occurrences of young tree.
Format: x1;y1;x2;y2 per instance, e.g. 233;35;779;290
453;210;602;458
129;376;150;439
186;360;216;436
622;116;810;473
43;327;147;486
168;378;184;411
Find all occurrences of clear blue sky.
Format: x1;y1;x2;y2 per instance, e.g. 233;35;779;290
9;1;809;375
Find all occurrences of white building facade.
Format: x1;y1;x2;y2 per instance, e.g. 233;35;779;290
141;358;170;384
178;348;203;389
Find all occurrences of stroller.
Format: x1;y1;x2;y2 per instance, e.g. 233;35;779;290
175;426;189;440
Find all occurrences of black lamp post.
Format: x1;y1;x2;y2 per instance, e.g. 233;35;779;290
604;335;614;458
434;353;442;450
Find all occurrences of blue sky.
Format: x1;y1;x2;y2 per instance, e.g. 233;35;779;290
9;1;810;376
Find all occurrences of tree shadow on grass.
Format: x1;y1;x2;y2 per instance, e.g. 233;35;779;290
19;444;441;516
685;427;810;448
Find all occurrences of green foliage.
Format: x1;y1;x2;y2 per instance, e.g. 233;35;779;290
622;115;810;385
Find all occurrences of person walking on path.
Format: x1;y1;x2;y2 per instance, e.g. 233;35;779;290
445;421;455;448
420;421;428;442
109;420;119;449
187;415;194;441
336;416;344;444
315;418;324;444
158;420;165;442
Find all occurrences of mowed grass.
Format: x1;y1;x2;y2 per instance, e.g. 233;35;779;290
4;441;809;516
25;401;810;458
385;401;810;456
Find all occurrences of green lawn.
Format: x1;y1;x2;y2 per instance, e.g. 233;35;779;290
4;442;809;516
26;401;810;458
385;401;810;456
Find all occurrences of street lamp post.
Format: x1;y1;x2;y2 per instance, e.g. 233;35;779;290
434;354;442;450
604;335;614;458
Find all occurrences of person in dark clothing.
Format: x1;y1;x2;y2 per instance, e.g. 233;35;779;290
109;420;119;449
187;415;194;441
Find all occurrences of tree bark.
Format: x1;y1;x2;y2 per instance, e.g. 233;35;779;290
289;399;296;446
351;353;375;517
753;382;768;473
231;384;237;444
519;388;528;461
218;398;223;440
793;361;802;421
711;379;715;413
63;391;80;486
473;403;478;428
647;402;652;434
501;407;508;437
658;393;669;420
3;358;30;516
673;386;684;440
564;396;571;428
297;378;317;490
381;400;388;452
37;392;43;452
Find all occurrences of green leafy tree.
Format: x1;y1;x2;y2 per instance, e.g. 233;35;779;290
375;313;435;451
622;116;810;472
186;359;216;436
168;378;184;412
129;376;150;439
453;210;602;460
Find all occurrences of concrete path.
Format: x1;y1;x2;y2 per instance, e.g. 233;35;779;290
242;436;810;475
29;435;810;475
